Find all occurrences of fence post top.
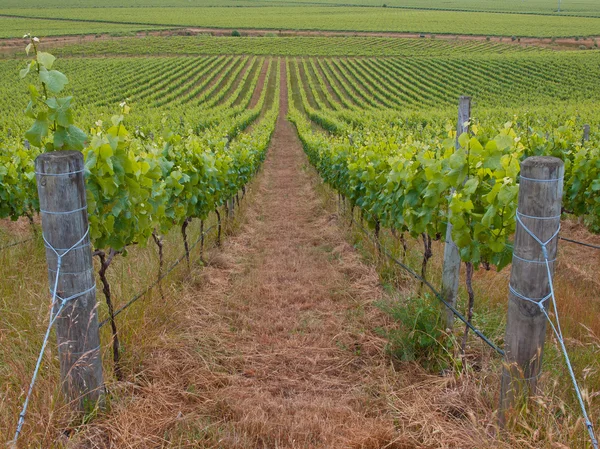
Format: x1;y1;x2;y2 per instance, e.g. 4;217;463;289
35;151;84;176
521;157;564;180
36;150;82;162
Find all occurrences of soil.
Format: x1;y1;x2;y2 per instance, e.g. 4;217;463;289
248;58;269;109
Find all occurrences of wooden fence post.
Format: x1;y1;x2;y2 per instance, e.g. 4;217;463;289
583;124;590;142
499;156;564;427
228;197;235;219
441;95;471;329
35;151;104;413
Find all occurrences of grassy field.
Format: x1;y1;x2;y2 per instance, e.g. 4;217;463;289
2;6;600;37
0;16;172;39
0;0;598;17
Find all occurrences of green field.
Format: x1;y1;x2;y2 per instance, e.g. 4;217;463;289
2;6;600;37
0;16;171;39
0;40;598;136
46;35;554;57
0;0;598;17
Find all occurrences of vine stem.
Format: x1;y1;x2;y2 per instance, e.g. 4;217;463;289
419;233;433;294
181;217;191;270
199;219;206;264
461;261;475;356
94;248;123;381
152;230;165;300
215;209;222;247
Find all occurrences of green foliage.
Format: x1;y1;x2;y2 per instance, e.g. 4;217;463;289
231;30;241;37
376;295;455;372
20;34;87;152
2;38;279;256
287;56;600;272
3;6;600;38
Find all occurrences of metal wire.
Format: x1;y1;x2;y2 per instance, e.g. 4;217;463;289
0;236;35;252
347;213;505;356
559;236;600;251
11;227;92;445
512;210;598;449
99;223;217;328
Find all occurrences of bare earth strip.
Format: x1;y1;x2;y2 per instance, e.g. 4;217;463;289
247;58;270;109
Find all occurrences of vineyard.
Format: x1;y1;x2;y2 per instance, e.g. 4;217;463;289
2;5;600;38
2;46;600;135
46;35;554;57
1;0;600;16
1;13;600;449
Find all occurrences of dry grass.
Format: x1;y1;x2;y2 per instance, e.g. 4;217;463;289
326;190;600;448
0;208;227;447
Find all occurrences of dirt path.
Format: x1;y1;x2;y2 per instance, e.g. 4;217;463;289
186;59;399;447
83;59;412;449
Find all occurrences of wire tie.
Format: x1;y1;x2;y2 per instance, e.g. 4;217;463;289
519;175;564;183
512;253;556;264
48;266;94;275
517;210;562;220
40;205;87;215
35;169;85;177
52;284;97;305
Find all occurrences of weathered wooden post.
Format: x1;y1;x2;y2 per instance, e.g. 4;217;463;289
441;96;471;329
228;196;235;219
499;156;563;426
36;151;104;413
583;124;590;142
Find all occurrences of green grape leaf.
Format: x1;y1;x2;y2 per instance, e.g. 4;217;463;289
37;52;56;70
46;97;73;127
53;125;87;151
39;67;68;93
20;61;34;79
24;114;49;147
24;100;36;119
483;153;502;171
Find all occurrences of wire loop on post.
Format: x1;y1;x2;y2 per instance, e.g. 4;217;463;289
12;225;94;445
512;209;599;449
35;169;85;177
40;205;88;215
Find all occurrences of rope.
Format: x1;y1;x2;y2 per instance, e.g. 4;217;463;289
519;175;565;183
348;214;505;356
99;224;217;328
511;210;599;449
11;226;93;446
